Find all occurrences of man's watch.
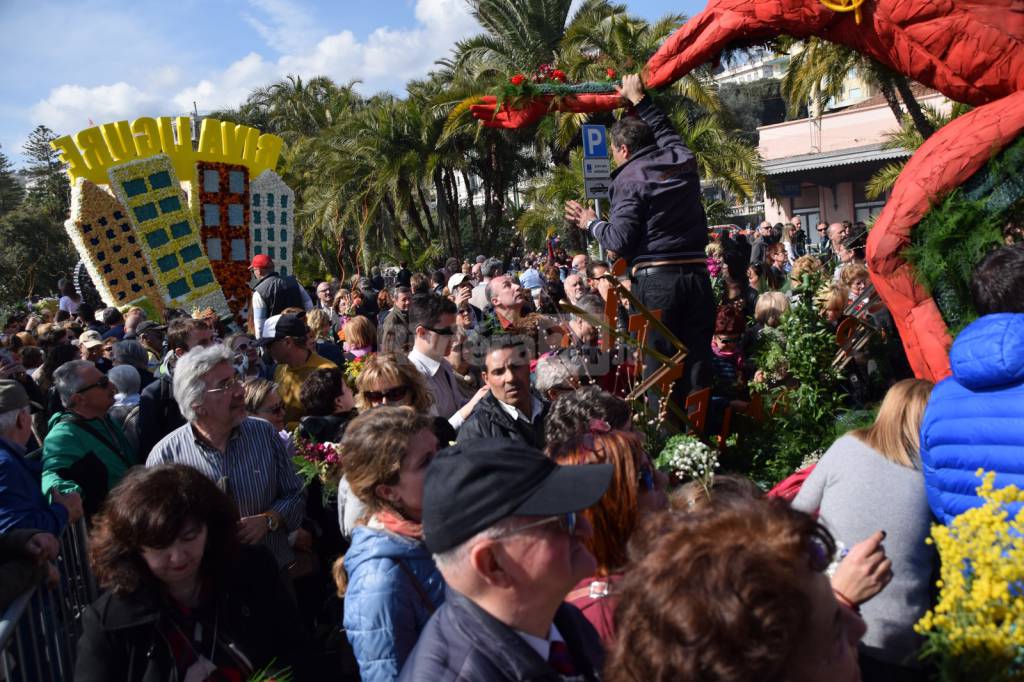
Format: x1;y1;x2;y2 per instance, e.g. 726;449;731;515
586;218;599;232
264;513;281;532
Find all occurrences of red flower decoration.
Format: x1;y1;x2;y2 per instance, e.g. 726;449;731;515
552;69;567;82
510;74;525;86
606;68;617;79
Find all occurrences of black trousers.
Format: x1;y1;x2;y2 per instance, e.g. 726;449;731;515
632;265;716;418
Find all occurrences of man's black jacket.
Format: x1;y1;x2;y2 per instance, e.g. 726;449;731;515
456;392;547;450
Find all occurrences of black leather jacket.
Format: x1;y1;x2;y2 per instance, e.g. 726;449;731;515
456;392;547;450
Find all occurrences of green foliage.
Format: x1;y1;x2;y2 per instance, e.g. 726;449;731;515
903;135;1024;332
21;126;69;223
717;78;791;144
0;206;77;307
740;276;848;484
0;149;24;217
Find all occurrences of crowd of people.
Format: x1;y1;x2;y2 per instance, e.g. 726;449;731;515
1;72;1021;682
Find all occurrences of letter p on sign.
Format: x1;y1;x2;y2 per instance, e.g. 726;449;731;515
582;125;608;159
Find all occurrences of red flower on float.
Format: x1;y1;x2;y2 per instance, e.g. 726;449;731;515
606;68;617;79
552;69;567;82
510;74;525;86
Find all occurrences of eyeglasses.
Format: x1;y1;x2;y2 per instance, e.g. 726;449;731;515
422;325;455;337
364;385;410;404
258;401;286;415
205;376;242;394
75;375;110;394
492;512;578;539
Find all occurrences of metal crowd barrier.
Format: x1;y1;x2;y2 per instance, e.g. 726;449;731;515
0;517;97;682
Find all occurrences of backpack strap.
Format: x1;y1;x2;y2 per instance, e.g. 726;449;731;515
395;559;436;615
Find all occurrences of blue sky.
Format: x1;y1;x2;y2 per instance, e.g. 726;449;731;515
0;0;708;166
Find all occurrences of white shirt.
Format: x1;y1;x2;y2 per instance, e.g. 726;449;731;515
496;395;544;424
408;348;468;427
514;623;565;662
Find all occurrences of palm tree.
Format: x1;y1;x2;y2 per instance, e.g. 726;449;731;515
780;38;935;139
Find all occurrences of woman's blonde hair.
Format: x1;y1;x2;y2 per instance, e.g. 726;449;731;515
242;378;278;414
840;263;870;288
850;378;934;468
354;353;433;413
306;308;332;340
819;284;849;316
343;315;376;349
754;291;790;328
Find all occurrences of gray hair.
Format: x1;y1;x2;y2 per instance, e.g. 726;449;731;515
481;257;503;279
0;406;28;435
432;516;526;575
535;355;581;395
173;344;234;422
108;364;140;396
112;340;149;370
573;293;604;319
54;360;95;408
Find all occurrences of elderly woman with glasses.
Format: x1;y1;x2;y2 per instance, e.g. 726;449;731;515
242;378;287;434
549;425;668;645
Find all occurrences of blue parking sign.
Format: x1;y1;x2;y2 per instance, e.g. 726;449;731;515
582;125;608;159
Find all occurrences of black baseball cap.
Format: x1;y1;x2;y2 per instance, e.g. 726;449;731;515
422;438;613;554
257;313;309;346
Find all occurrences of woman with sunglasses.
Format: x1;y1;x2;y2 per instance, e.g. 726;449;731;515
225;332;269;379
552;424;668;645
242;378;288;435
333;407;445;682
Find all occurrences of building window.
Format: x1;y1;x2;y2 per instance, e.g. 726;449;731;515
849;87;862;100
280;211;287;224
280;229;287;242
268;210;275;225
280;194;288;209
206;237;223;260
267;228;274;242
180;244;202;263
134;203;158;223
204;204;220;227
168;278;189;299
123;178;147;197
191;268;216;288
254;245;262;255
254;228;262;241
159;195;181;214
268;247;276;259
149;171;172;190
145;228;169;248
267;193;275;208
253;193;261;207
229;171;245;194
280;247;287;260
157;253;179;273
228;203;244;227
203;170;220;193
231;238;247;261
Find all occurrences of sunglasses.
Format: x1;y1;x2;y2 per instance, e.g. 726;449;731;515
492;512;578;539
75;375;110;394
364;385;409;404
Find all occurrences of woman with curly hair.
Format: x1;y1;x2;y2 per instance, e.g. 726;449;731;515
607;498;866;682
75;465;308;682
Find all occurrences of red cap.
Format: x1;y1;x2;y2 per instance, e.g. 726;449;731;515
250;254;273;269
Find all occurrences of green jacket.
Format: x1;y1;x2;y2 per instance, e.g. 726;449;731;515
41;412;135;507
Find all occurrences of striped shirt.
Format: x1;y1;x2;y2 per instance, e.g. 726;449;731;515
145;417;306;569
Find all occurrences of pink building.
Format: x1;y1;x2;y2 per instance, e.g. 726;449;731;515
758;90;950;247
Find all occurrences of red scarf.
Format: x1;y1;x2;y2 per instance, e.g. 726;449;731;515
375;509;423;540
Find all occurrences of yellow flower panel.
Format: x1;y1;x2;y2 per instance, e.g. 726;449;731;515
108;155;229;316
66;178;166;316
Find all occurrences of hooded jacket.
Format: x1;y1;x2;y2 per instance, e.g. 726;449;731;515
920;313;1024;524
343;524;445;682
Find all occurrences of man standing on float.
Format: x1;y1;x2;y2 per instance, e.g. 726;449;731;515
565;74;714;407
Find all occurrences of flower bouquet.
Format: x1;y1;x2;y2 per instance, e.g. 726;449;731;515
915;471;1024;681
291;432;343;491
343;353;370;389
655;434;719;494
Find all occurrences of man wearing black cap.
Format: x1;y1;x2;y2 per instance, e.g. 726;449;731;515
259;313;336;429
399;439;610;681
0;380;82;535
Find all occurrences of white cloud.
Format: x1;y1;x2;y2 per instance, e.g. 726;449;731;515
242;0;324;55
26;0;483;134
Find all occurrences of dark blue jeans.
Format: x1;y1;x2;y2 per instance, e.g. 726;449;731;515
633;265;715;418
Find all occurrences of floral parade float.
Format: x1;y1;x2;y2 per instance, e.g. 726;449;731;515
51;116;297;322
470;0;1024;385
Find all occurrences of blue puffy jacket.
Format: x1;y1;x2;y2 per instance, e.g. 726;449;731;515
920;313;1024;524
343;524;445;682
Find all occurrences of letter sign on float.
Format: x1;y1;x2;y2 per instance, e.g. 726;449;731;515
582;125;608;159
